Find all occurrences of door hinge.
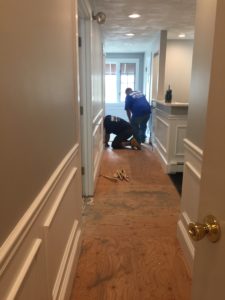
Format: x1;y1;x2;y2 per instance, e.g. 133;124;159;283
80;106;83;115
81;166;85;175
78;36;82;47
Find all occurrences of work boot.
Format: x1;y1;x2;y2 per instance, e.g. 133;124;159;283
130;137;141;150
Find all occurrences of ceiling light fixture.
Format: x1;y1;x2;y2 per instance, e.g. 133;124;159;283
126;33;135;37
178;33;186;38
128;13;141;19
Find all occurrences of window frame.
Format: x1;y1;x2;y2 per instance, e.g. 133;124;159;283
105;58;139;103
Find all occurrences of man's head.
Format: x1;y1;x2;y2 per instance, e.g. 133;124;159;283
125;88;133;95
103;115;111;129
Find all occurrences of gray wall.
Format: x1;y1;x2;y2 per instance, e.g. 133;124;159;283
0;0;78;244
164;39;194;102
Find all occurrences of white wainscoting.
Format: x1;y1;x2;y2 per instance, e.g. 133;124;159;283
0;144;83;300
177;138;203;274
154;108;187;173
155;115;169;155
93;109;104;188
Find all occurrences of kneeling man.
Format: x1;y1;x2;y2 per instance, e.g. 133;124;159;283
104;115;141;150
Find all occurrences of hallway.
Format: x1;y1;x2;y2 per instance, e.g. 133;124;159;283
70;145;191;300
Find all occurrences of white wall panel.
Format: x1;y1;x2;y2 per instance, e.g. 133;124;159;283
154;105;188;173
93;109;104;187
177;138;203;274
0;146;83;300
175;125;186;155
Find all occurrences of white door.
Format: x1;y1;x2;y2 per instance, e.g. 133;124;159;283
186;1;225;299
191;64;225;299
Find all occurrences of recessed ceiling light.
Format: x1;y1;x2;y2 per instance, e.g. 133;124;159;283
178;33;186;38
128;13;141;19
126;33;135;37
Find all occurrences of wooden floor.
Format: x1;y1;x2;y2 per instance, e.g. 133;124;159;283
70;145;191;300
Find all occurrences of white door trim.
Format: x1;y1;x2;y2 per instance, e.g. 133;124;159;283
78;0;94;196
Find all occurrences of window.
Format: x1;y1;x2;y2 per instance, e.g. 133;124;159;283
105;63;117;103
120;63;136;101
105;59;139;103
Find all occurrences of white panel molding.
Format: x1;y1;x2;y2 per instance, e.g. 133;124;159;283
93;108;103;126
44;168;77;228
92;109;103;188
167;114;188;120
0;144;79;277
156;115;169;128
154;144;169;173
154;103;188;173
185;161;201;181
177;138;203;274
175;125;187;156
156;108;188;120
155;136;167;154
184;138;203;161
56;226;82;300
92;115;104;188
93;143;104;187
6;239;42;300
177;214;195;274
93;117;102;137
155;115;169;153
52;220;81;300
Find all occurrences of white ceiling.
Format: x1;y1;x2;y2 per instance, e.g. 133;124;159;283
92;0;196;52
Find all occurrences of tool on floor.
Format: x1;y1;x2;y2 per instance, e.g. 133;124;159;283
113;169;129;181
101;168;129;182
101;174;118;182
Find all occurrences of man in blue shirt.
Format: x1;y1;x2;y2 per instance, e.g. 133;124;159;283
125;88;151;144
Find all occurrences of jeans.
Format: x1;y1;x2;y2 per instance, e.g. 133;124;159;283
131;114;150;144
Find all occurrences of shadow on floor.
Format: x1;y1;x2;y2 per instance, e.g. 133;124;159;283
169;173;183;195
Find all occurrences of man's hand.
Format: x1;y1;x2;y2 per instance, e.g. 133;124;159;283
126;110;132;122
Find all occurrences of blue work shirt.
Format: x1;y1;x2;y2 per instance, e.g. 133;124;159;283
125;91;151;117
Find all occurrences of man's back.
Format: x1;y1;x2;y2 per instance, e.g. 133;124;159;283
104;115;131;135
125;91;151;117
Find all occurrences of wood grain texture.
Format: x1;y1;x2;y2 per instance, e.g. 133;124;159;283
70;145;191;300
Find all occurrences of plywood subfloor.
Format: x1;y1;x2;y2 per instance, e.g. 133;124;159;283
70;145;191;300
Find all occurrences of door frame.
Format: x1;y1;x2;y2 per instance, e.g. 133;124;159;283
78;0;93;196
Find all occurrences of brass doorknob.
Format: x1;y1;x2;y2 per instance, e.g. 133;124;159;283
188;215;221;242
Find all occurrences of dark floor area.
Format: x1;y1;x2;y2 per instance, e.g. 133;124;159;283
169;172;183;195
